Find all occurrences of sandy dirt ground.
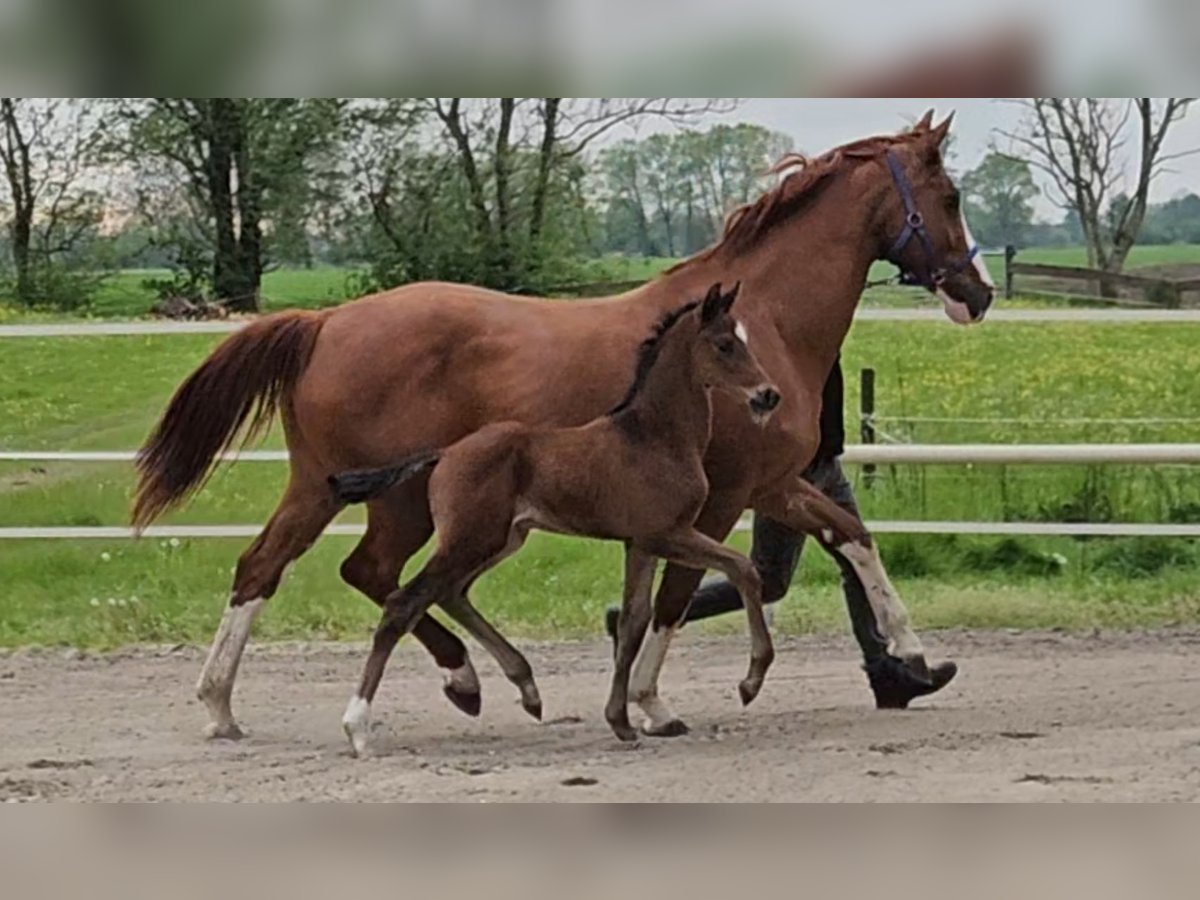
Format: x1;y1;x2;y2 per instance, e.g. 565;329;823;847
2;629;1199;801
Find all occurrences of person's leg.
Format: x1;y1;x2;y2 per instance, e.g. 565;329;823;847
807;457;957;708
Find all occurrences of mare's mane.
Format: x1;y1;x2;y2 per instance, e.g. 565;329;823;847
665;129;928;273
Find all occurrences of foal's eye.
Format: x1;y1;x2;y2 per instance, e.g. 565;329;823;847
945;188;961;211
715;339;736;355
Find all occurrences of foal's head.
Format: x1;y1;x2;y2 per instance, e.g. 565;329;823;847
692;283;780;424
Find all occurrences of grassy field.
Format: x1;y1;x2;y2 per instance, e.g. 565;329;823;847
4;284;1200;646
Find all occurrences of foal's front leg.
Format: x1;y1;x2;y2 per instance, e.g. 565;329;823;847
643;529;771;706
604;545;658;741
343;565;454;757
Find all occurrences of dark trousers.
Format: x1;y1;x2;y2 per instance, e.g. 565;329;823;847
681;457;889;663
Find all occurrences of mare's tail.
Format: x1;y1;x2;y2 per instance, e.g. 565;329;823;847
132;311;323;529
328;451;442;504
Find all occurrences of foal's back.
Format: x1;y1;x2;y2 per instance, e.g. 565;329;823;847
427;415;709;548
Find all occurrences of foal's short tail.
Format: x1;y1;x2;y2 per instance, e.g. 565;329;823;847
328;451;442;505
132;311;324;530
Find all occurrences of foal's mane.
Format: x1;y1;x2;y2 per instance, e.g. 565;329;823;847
665;129;926;273
608;299;701;416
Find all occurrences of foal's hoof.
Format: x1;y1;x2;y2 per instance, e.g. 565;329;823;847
203;721;244;741
443;683;482;718
608;718;640;743
866;656;958;710
522;696;544;721
642;718;690;738
738;679;763;707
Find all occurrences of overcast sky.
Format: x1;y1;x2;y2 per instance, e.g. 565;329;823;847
623;99;1200;222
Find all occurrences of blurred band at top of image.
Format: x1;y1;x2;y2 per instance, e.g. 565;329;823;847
2;0;1198;93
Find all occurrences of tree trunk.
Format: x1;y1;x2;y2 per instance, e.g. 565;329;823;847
492;98;516;287
529;98;560;245
1;98;34;304
230;101;263;312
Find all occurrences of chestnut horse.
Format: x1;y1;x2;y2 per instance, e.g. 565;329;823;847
326;283;872;754
134;112;993;740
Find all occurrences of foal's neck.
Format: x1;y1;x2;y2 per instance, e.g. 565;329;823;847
616;325;711;452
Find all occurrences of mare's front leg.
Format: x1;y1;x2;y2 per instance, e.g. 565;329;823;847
760;478;928;673
604;545;658;741
343;560;460;757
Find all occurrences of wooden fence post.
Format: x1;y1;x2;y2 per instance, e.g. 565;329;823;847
1004;244;1016;300
860;367;876;489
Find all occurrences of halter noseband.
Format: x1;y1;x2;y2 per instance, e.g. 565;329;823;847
883;149;978;291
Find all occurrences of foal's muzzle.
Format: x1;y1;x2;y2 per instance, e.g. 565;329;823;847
749;386;781;421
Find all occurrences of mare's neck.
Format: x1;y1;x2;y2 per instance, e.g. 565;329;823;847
647;162;887;388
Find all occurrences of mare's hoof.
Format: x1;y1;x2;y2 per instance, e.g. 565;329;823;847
444;683;482;718
204;721;244;741
642;718;690;738
867;656;958;710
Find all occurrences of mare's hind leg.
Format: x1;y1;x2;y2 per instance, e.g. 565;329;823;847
440;592;543;720
198;477;339;739
629;494;747;736
340;486;482;716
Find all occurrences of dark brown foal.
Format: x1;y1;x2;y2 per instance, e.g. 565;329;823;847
331;283;787;754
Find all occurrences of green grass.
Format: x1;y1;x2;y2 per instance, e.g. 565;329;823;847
3;247;1200;648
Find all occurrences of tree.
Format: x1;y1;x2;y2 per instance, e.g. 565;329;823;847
599;123;792;258
960;152;1037;247
423;98;735;288
0;98;106;309
107;99;344;311
999;98;1195;280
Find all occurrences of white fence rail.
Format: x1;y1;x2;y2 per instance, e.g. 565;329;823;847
3;444;1199;540
7;444;1200;467
5;308;1200;340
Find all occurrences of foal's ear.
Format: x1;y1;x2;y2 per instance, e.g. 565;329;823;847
914;109;935;132
701;282;725;325
722;281;741;313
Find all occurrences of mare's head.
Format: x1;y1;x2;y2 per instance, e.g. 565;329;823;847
692;283;780;424
873;110;995;324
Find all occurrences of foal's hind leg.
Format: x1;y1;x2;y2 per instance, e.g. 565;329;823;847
339;490;483;716
198;478;339;739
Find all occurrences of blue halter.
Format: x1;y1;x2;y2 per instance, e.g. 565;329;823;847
884;150;978;291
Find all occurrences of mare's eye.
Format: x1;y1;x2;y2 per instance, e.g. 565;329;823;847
945;188;961;211
716;338;736;355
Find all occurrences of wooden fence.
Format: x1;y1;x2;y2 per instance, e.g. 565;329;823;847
1003;246;1200;308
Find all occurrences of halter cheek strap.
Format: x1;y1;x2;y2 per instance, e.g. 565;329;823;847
884;149;978;291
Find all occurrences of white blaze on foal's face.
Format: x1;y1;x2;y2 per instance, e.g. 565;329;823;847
734;319;748;345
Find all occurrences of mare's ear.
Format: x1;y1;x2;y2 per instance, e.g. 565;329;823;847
722;281;741;313
914;109;935;132
929;112;954;148
700;282;724;325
